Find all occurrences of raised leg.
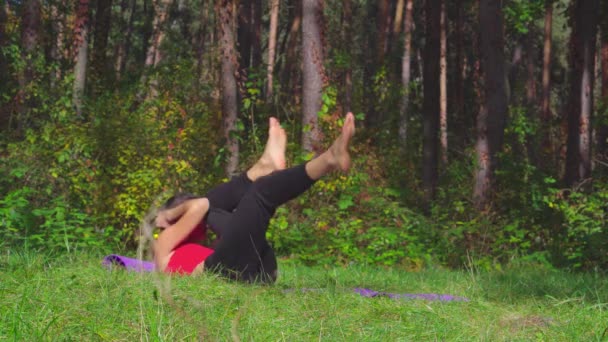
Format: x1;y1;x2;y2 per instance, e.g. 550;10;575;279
205;117;287;212
204;113;356;282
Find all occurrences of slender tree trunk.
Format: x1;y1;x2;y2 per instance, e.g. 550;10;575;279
439;0;448;165
217;0;240;175
266;0;279;101
301;0;324;152
376;0;390;65
49;2;65;88
422;0;441;204
0;2;9;128
141;0;170;98
195;0;210;90
473;0;508;210
238;0;252;71
252;0;262;69
92;0;113;88
398;0;413;145
455;0;465;123
541;0;553;125
73;0;90;118
17;0;41;128
393;0;405;34
279;1;302;100
597;1;608;157
525;30;539;164
114;0;136;82
564;0;599;187
342;0;353;114
540;0;554;163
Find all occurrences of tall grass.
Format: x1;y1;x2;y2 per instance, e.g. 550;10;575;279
1;250;607;341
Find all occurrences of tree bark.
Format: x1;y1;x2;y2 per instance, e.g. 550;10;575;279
114;0;136;82
195;0;211;90
217;0;240;176
376;0;390;65
279;1;302;101
73;0;90;118
439;0;448;165
17;0;41;127
454;0;465;122
238;0;262;73
564;0;599;187
266;0;279;101
393;0;405;34
342;0;353;114
541;0;553;125
49;2;65;88
597;0;608;158
473;0;508;210
0;2;10;128
398;0;413;145
92;0;113;88
422;0;441;204
301;0;324;152
540;0;554;164
141;0;170;98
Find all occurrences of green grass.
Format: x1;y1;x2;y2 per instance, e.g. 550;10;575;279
1;251;607;341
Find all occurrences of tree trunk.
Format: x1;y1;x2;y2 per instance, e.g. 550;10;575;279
301;0;324;152
398;0;413;145
217;0;240;176
266;0;279;101
342;0;353;114
238;0;252;72
564;0;599;187
141;0;170;98
597;0;608;158
17;0;41;128
238;0;262;73
195;0;211;90
541;0;553;125
49;2;65;88
422;0;441;204
540;0;554;163
473;0;508;210
0;2;9;128
73;0;90;118
455;0;465;123
279;1;302;101
393;0;404;34
439;0;448;165
92;0;113;88
114;0;136;82
376;0;390;65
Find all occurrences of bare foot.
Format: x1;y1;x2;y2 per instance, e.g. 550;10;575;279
259;117;287;172
329;112;356;172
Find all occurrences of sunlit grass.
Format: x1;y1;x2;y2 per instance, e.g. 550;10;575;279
1;251;607;340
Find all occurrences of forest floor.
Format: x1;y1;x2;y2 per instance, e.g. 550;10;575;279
1;251;607;341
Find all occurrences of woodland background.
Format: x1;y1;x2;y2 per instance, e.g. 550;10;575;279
1;0;607;270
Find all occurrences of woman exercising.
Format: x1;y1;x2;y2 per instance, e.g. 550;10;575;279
153;113;355;283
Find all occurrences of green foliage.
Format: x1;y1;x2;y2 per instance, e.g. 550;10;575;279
544;185;608;269
504;0;545;34
267;149;435;268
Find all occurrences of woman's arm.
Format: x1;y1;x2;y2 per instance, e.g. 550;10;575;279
154;197;210;269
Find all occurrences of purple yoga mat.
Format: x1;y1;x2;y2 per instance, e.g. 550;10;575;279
100;256;469;302
102;254;156;272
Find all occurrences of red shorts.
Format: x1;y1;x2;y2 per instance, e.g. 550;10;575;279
165;243;215;274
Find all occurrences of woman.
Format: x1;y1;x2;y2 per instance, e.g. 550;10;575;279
153;113;356;283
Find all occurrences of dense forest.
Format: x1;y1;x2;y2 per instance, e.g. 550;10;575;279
1;0;607;270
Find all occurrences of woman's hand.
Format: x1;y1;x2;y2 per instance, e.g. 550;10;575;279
155;211;171;229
